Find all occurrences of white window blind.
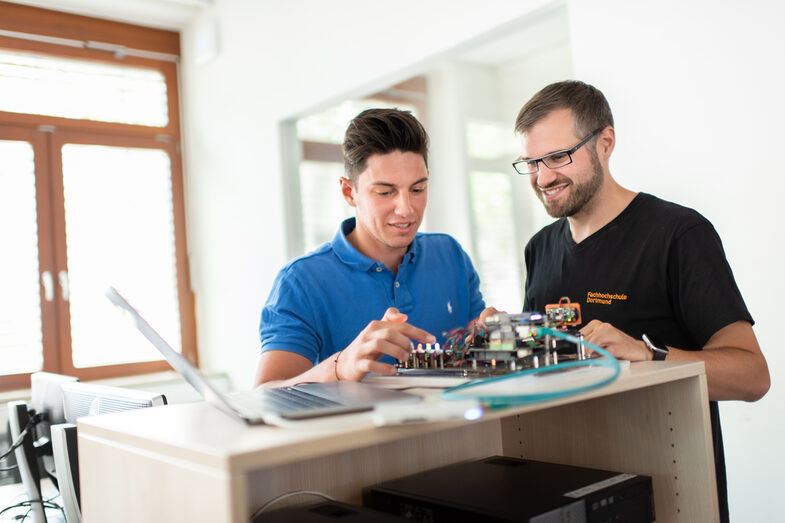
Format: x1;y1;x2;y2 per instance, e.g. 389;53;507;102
0;139;44;374
0;49;168;127
61;144;181;368
470;170;523;311
299;161;353;254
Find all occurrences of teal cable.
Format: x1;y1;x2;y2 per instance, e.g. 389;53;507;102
440;327;621;408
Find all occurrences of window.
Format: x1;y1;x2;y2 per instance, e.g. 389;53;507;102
0;48;169;126
469;170;521;308
0;138;42;376
465;120;530;311
0;4;195;391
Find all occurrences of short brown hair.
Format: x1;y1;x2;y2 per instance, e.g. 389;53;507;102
514;80;614;137
342;108;429;182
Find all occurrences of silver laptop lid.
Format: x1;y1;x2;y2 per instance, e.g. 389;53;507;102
105;286;252;422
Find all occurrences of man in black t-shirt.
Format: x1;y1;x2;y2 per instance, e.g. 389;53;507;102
513;81;770;523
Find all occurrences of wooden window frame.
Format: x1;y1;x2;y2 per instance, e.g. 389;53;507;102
0;2;195;390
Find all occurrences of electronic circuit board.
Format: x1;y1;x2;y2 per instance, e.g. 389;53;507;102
397;298;588;377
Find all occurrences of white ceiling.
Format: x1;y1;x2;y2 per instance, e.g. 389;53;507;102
459;4;569;67
7;1;568;67
6;0;209;31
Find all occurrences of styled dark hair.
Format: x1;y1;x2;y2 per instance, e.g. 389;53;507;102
514;80;614;137
342;108;429;182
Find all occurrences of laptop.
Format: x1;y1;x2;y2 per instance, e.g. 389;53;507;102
105;287;420;425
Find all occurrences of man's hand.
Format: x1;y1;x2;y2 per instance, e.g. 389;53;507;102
580;319;651;361
579;319;770;401
335;307;435;381
254;308;435;387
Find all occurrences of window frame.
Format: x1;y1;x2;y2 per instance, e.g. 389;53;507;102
0;2;196;390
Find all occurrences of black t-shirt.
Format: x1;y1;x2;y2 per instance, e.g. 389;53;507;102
523;192;752;523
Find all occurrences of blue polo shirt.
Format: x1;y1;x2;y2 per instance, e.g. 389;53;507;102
259;218;485;364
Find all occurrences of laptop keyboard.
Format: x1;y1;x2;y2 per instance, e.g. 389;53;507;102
232;387;341;414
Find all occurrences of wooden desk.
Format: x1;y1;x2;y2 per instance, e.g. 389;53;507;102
77;361;718;522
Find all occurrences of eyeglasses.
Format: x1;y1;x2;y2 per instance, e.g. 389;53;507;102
512;127;603;175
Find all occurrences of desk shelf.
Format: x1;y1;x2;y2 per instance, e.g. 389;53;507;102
77;361;718;522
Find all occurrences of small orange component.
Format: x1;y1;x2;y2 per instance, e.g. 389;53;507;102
545;297;582;325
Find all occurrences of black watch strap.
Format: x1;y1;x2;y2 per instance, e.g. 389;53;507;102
642;334;669;361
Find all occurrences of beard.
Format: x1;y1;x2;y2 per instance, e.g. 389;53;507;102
535;149;604;218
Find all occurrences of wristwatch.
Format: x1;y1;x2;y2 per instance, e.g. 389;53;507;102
642;334;669;361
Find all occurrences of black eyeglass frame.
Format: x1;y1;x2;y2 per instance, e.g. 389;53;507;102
512;127;603;175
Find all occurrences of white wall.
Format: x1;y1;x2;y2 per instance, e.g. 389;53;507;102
568;1;785;520
178;0;782;518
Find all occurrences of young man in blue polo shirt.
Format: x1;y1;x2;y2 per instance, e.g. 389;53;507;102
254;108;496;386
